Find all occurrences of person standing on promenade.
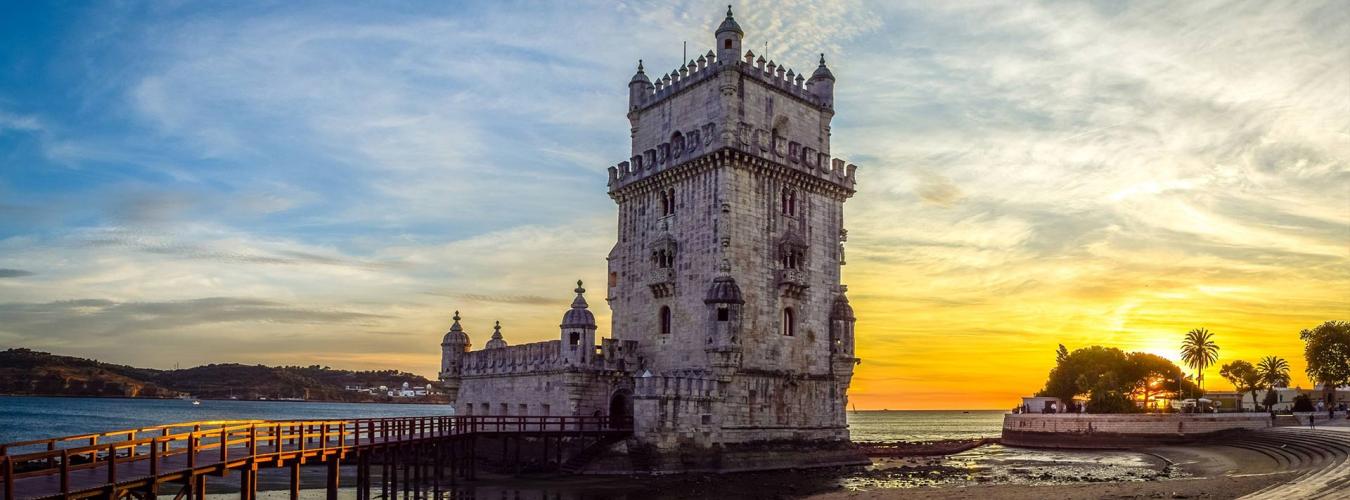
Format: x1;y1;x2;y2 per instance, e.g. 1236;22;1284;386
1270;409;1277;427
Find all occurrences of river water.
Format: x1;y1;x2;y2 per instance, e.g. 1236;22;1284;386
0;396;1168;498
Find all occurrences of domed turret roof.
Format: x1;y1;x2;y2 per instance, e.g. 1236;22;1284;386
560;280;596;328
629;60;650;85
716;5;743;36
484;320;507;349
811;54;835;81
830;292;855;321
441;311;470;346
704;276;745;304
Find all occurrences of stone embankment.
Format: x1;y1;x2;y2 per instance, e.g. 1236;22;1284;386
1002;413;1272;448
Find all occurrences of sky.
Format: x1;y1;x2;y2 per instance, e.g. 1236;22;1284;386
0;1;1346;410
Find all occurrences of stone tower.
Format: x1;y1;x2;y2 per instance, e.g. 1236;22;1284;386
606;6;860;450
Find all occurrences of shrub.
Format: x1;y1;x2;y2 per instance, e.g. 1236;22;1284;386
1292;394;1315;412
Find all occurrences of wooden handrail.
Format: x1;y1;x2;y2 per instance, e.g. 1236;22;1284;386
2;414;633;485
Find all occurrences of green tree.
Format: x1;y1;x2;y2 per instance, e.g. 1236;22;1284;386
1220;360;1264;411
1038;346;1196;413
1262;387;1280;410
1256;356;1291;388
1300;321;1350;403
1180;328;1219;395
1038;346;1130;403
1125;352;1187;411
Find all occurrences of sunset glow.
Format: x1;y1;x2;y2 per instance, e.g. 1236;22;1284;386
0;1;1345;411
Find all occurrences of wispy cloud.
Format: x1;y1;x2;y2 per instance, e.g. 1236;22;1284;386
0;1;1345;408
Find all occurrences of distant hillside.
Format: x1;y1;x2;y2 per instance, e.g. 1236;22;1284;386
0;348;445;403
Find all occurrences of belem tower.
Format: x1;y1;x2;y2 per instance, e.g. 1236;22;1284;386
438;7;863;472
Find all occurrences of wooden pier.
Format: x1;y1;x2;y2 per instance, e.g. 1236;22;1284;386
0;416;630;500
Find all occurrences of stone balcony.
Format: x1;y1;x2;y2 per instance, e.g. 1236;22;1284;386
776;269;809;297
646;267;676;298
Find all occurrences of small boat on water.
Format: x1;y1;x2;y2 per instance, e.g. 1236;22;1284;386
191;399;201;405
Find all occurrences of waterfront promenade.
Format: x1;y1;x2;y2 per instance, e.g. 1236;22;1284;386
0;415;628;500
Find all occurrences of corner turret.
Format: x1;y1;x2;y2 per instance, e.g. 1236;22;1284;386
628;60;652;111
560;280;598;365
829;289;856;358
485;320;507;349
715;5;743;64
438;310;471;403
808;53;836;107
704;262;746;381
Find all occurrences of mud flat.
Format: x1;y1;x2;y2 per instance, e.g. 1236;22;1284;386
807;473;1293;500
815;424;1350;500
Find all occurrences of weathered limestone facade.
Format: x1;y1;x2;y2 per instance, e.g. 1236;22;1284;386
439;7;862;471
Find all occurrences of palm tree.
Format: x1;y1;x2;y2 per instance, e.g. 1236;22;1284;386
1256;355;1291;411
1256;356;1291;388
1180;328;1220;396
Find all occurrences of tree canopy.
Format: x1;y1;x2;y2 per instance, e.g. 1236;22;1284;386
1220;360;1263;410
1180;328;1219;390
1037;345;1196;413
1300;321;1350;391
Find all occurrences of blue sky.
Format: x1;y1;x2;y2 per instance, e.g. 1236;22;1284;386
1;1;1346;407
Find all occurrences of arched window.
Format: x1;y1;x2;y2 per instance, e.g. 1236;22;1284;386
781;188;797;216
717;307;729;322
569;331;580;346
660;306;672;334
654;249;674;268
781;308;795;336
723;39;733;50
660;188;675;216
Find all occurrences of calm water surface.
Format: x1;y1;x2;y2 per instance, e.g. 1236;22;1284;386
0;396;1003;444
0;396;452;444
0;397;1166;498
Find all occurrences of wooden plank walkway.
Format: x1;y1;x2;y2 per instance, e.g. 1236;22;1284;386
1;416;630;500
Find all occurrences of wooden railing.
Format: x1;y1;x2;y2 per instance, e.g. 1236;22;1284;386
0;415;628;499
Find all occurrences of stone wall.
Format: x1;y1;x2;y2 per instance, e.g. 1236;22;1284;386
1002;413;1274;448
456;370;631;419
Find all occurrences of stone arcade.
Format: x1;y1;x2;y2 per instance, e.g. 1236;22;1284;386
438;7;863;472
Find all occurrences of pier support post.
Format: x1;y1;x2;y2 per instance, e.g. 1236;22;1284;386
288;462;300;500
380;450;389;500
326;456;341;500
410;447;419;500
432;443;442;499
239;468;255;500
400;446;409;500
390;448;400;500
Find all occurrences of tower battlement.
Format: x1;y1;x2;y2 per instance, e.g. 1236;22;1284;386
607;144;857;195
631;51;832;113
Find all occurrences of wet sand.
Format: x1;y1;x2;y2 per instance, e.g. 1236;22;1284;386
809;473;1294;500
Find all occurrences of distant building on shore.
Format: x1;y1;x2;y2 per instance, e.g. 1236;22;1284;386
343;382;436;398
1209;385;1350;412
